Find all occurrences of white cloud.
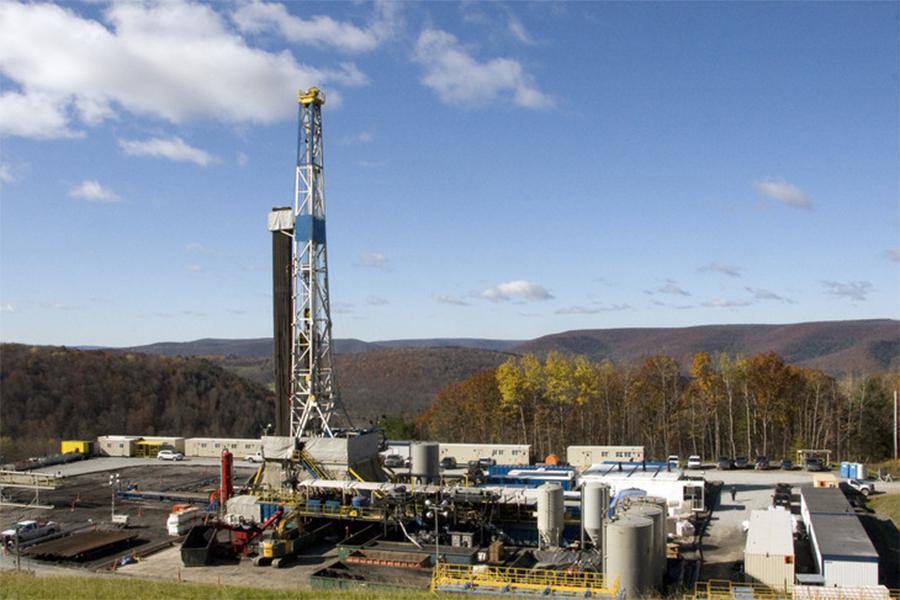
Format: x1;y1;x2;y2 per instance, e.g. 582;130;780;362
0;91;82;139
184;264;203;273
656;280;691;296
340;131;374;145
68;179;120;203
432;293;469;306
699;261;742;277
702;298;753;308
754;178;812;209
0;162;20;187
231;0;400;53
355;159;388;168
332;301;354;314
0;1;368;140
481;280;553;302
885;248;900;262
556;303;630;315
0;304;15;313
366;295;389;306
507;14;536;45
236;151;249;167
745;287;795;304
119;136;213;166
357;251;391;270
651;300;694;310
39;302;75;311
822;280;872;301
184;242;220;256
413;28;553;109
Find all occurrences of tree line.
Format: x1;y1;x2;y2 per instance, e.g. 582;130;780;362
0;344;274;462
417;351;898;463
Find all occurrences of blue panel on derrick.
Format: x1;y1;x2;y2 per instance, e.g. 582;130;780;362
295;215;326;243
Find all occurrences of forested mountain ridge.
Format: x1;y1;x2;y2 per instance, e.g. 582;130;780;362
513;319;899;373
0;344;274;461
115;319;897;375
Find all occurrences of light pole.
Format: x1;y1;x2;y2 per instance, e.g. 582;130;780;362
108;473;120;521
14;522;21;572
425;498;450;567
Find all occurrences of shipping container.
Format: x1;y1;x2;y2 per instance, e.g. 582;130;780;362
60;440;93;455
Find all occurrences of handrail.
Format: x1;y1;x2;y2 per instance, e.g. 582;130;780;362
432;563;618;596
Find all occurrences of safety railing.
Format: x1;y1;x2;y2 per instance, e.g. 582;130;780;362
296;450;330;480
692;581;900;600
432;563;618;597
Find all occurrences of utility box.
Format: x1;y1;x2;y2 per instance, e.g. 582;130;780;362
449;531;476;548
812;473;838;488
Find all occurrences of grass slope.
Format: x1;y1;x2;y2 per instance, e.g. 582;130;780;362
0;572;440;600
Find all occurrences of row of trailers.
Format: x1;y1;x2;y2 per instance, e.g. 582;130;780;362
75;437;647;466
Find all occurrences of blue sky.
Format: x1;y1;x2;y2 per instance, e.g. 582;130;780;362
0;1;897;347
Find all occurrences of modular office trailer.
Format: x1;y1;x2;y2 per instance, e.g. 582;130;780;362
744;509;795;588
799;488;879;587
566;446;645;468
438;443;530;465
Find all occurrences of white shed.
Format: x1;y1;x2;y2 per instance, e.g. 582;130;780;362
744;509;795;588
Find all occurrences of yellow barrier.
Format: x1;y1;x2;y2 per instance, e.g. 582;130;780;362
431;563;618;596
691;581;900;600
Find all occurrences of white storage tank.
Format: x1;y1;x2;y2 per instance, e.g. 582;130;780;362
581;482;610;549
410;442;439;483
537;483;565;549
626;501;665;587
605;515;653;598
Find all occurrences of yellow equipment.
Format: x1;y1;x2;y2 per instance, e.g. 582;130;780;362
61;440;93;455
298;86;324;106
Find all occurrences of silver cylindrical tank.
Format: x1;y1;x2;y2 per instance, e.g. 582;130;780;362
604;515;653;598
410;442;439;483
627;502;665;587
581;482;610;548
537;483;565;549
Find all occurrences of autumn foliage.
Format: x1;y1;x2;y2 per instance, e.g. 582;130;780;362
418;350;897;463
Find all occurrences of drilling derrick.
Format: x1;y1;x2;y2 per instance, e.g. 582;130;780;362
289;86;346;438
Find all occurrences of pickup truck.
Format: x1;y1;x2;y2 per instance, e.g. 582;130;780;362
2;520;60;547
244;452;264;463
846;478;875;496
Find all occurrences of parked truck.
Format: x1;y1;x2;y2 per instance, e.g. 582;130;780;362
1;520;60;547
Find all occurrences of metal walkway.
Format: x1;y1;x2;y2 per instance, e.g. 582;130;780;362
432;564;619;598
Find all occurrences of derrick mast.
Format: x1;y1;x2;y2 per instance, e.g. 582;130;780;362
289;87;346;438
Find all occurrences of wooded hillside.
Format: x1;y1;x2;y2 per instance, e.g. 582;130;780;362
418;351;898;463
0;344;274;461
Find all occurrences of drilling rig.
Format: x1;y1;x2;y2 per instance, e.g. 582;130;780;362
265;87;383;485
